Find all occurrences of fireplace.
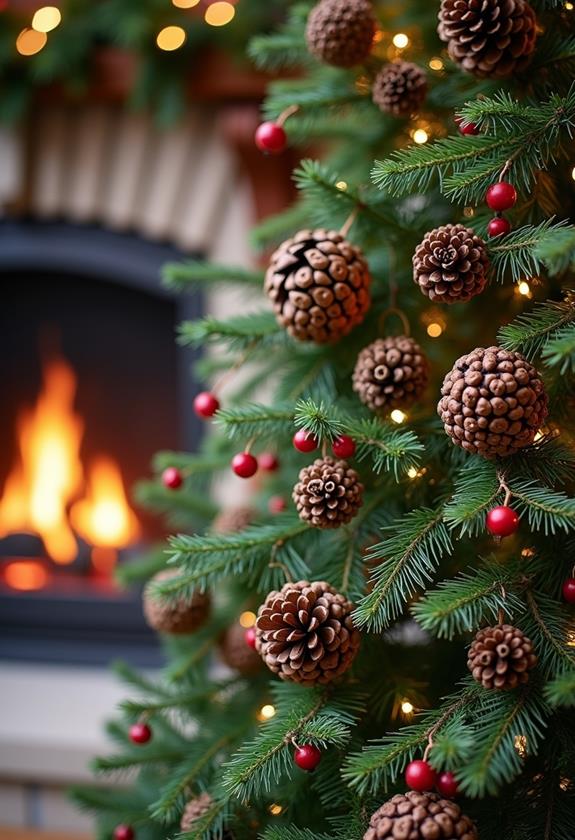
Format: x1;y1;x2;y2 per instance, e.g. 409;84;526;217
0;220;201;666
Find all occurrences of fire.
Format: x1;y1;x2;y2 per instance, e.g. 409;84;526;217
0;355;140;569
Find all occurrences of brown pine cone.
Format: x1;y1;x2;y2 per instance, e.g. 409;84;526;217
255;580;360;685
372;61;428;117
264;228;371;344
468;624;537;690
180;793;212;832
219;621;262;676
143;569;210;635
353;336;429;413
306;0;376;67
438;346;548;458
293;456;363;529
212;506;255;534
438;0;537;78
364;791;478;839
413;224;490;304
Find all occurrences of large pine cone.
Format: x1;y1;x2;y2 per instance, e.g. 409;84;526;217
353;336;429;413
219;621;262;676
306;0;376;67
372;61;428;117
212;506;254;535
438;346;548;458
143;569;210;635
255;580;360;685
180;793;212;832
293;456;363;529
413;224;490;304
468;624;537;690
438;0;537;78
264;229;371;344
364;792;478;839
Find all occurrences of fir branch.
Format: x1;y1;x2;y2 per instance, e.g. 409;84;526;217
544;670;575;707
248;3;312;70
293;397;345;441
541;322;575;373
351;418;424;480
261;829;333;840
178;312;282;351
488;221;573;284
216;402;295;443
522;590;575;676
534;227;575;276
510;480;575;535
163;260;264;292
443;459;500;537
498;295;575;358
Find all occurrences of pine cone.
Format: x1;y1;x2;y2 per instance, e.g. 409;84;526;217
219;621;262;676
413;224;490;304
293;456;363;529
264;229;371;344
372;61;428;117
352;336;429;413
180;793;212;832
468;624;537;690
364;792;478;839
212;506;255;534
143;569;210;635
255;580;360;685
438;0;537;78
438;346;548;458
306;0;377;67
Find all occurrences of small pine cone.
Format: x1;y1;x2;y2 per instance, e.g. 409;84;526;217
438;346;548;458
212;506;255;534
468;624;537;690
438;0;537;78
352;336;429;413
219;621;262;676
306;0;377;68
293;456;363;529
413;224;490;305
372;61;428;117
180;793;212;832
143;569;210;635
364;791;478;840
255;580;360;685
264;228;371;344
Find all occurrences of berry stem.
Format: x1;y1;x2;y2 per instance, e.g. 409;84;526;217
276;104;299;127
499;158;513;182
340;204;362;238
497;471;513;507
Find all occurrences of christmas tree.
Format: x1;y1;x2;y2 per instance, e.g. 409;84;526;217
72;1;575;838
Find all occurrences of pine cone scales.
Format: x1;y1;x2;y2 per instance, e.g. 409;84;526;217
306;0;377;67
413;224;490;304
438;346;548;458
220;622;262;675
438;0;537;78
255;580;360;685
364;792;478;840
180;793;212;831
143;570;210;635
293;456;363;528
372;61;428;117
468;624;537;690
353;336;429;413
265;229;371;344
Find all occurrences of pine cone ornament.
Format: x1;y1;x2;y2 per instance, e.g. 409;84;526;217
438;0;537;78
364;792;478;840
372;61;428;117
255;580;360;685
264;229;371;344
143;569;210;635
353;336;429;413
438;346;548;458
306;0;377;67
219;621;262;676
212;506;254;534
468;623;537;690
413;224;490;304
293;456;363;529
180;793;212;832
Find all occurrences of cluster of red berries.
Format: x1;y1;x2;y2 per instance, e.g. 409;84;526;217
405;759;459;799
486;180;516;239
293;429;357;459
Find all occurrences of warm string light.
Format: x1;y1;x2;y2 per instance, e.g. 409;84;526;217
156;25;187;50
565;1;574;9
205;1;236;26
463;206;475;218
412;128;429;145
16;28;47;55
172;0;200;6
32;6;61;33
269;804;283;816
427;322;443;338
428;57;444;71
391;409;407;424
571;165;575;181
407;467;428;480
516;280;532;298
258;704;276;721
401;700;414;715
336;181;348;191
239;610;256;628
392;33;410;49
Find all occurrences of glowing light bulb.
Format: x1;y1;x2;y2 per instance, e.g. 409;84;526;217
401;700;414;715
172;0;200;6
269;804;283;816
259;704;276;720
571;165;575;181
463;207;475;218
336;181;348;191
412;128;429;144
429;57;444;70
156;25;186;51
514;735;528;757
32;6;61;33
205;2;236;26
565;1;574;9
239;610;256;628
16;28;48;55
517;281;531;297
393;33;409;49
427;322;443;338
391;409;407;424
407;468;418;479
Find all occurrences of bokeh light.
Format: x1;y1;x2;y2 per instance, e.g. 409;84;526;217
205;2;236;26
32;6;61;33
16;28;48;56
156;25;187;51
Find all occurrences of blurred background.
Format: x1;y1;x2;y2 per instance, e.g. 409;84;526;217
0;1;295;835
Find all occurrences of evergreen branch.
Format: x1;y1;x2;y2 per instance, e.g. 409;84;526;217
544;670;575;707
488;220;572;284
522;590;575;676
261;829;333;840
443;459;500;537
351;418;424;480
216;402;295;443
541;322;575;373
353;507;452;632
247;3;312;70
178;312;282;351
534;227;575;275
293;397;345;441
510;480;575;535
163;260;264;292
178;795;228;840
498;295;575;358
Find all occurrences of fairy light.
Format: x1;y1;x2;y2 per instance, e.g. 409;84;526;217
391;409;407;424
393;33;409;49
258;704;276;721
521;547;536;558
336;181;348;191
514;735;528;757
269;804;284;816
517;280;532;297
240;611;256;628
32;6;61;33
407;468;419;479
571;165;575;181
567;628;575;647
16;28;47;55
429;57;444;71
412;128;429;145
463;206;475;218
401;700;414;715
565;2;574;9
156;25;186;50
427;322;443;338
205;2;236;26
172;0;200;6
534;429;545;442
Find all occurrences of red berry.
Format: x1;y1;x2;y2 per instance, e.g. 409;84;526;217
486;181;517;212
332;435;356;458
194;391;220;419
255;121;287;155
293;744;322;772
486;505;520;538
487;216;512;238
268;495;287;514
455;117;479;136
259;452;279;472
232;452;258;479
114;827;134;840
293;429;318;453
245;626;257;649
436;771;459;798
562;578;575;604
405;759;436;792
129;722;152;744
162;467;183;490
